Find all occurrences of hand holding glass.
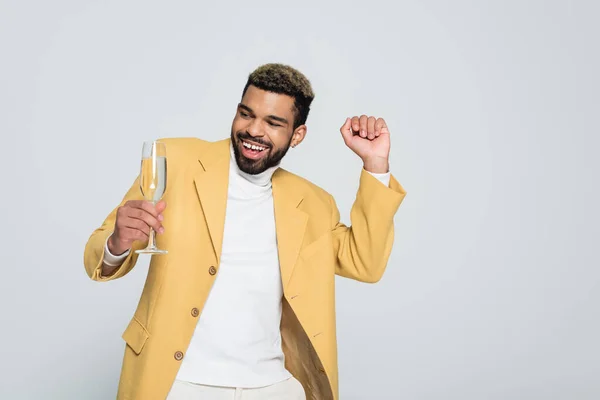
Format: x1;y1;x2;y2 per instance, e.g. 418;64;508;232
136;141;168;255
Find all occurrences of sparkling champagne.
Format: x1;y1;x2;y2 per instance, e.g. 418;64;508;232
140;156;167;203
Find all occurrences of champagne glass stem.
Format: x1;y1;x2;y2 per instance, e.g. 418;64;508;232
146;199;158;250
147;228;157;250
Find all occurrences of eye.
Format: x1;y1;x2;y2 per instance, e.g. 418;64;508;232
239;110;250;118
268;121;281;127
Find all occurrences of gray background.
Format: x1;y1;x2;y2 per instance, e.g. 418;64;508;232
1;0;598;399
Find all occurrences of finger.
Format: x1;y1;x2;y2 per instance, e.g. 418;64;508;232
128;208;164;233
124;199;147;210
351;116;360;134
155;200;167;212
125;200;161;218
359;115;368;138
123;217;151;236
155;200;167;221
139;200;162;219
375;118;386;137
339;117;353;143
367;116;376;139
122;227;149;242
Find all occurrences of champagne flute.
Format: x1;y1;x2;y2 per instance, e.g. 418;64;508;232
135;140;168;255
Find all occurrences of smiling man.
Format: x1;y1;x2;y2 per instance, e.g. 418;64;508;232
84;63;407;400
231;70;310;175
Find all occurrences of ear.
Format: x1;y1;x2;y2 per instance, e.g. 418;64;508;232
290;125;307;148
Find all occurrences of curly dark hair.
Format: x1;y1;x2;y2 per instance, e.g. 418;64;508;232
242;63;315;129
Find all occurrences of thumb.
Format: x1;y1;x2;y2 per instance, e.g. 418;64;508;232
340;117;353;143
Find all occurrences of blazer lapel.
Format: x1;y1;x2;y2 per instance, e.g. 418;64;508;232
272;169;308;292
193;139;231;263
192;139;307;290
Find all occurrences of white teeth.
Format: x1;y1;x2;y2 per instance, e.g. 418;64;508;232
243;141;265;151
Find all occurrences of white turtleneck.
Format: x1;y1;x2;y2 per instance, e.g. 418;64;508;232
103;142;391;388
175;144;290;387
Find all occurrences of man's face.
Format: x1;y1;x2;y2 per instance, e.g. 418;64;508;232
230;85;303;174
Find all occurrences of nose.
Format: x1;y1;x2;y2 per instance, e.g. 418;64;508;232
246;119;264;138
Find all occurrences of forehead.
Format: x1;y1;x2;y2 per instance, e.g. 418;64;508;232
241;85;295;117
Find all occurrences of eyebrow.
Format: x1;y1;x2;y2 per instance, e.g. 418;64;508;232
238;103;289;125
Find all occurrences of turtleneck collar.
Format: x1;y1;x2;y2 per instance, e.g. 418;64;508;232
229;141;279;189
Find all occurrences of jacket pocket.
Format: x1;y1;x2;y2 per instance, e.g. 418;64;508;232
122;316;149;355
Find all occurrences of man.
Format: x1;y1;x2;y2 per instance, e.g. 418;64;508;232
84;63;406;400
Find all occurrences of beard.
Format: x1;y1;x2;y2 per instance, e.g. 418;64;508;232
230;131;293;175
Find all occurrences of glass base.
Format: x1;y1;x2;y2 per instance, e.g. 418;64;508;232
135;247;168;255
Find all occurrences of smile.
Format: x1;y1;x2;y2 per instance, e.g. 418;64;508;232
239;139;270;160
241;140;268;152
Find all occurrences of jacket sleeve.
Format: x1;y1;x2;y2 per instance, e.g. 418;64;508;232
83;176;145;282
330;168;407;283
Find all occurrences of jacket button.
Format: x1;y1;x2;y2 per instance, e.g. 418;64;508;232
208;266;217;275
191;307;200;317
174;351;184;361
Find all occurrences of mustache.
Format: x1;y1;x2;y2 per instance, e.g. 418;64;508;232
237;132;271;148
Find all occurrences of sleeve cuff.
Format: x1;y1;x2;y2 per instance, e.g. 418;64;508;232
103;233;130;267
365;170;391;187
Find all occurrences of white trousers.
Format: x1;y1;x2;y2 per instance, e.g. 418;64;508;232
166;377;306;400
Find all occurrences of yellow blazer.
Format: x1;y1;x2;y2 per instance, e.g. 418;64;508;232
84;137;406;400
